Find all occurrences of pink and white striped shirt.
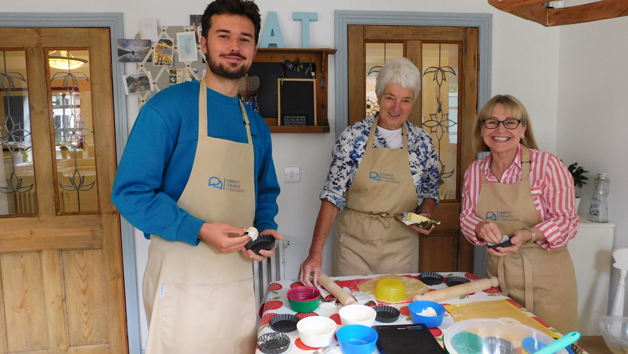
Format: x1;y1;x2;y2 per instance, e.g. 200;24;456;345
460;144;579;250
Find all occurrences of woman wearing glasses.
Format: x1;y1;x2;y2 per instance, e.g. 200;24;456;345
460;94;578;334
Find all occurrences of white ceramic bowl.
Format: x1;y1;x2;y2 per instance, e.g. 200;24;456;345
338;304;377;327
296;316;337;348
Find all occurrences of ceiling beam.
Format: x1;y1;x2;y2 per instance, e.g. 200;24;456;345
488;0;628;26
489;0;549;11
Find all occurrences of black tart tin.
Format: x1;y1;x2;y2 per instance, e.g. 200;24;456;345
245;234;276;255
374;305;400;323
419;272;444;286
487;235;513;250
445;276;470;287
269;314;299;333
257;332;290;354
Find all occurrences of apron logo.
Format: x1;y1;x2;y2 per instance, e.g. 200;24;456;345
209;176;245;193
369;172;381;181
369;171;400;184
486;211;520;222
209;176;223;190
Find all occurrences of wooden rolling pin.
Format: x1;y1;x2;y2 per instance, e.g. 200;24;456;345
318;273;358;306
412;276;499;302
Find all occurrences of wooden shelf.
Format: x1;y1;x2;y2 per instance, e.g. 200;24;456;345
488;0;628;26
253;48;336;133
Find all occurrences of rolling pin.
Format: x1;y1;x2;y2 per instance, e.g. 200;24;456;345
412;276;499;302
318;273;358;306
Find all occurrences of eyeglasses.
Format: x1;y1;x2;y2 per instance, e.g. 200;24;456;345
482;118;522;130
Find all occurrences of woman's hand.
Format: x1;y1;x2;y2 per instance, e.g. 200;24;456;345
488;229;528;256
408;224;433;235
298;253;323;287
475;221;506;245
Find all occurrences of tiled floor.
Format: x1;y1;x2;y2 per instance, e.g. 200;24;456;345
579;336;612;354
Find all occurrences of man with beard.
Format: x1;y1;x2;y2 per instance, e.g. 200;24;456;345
111;0;281;352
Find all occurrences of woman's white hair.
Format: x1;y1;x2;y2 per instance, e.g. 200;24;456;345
375;58;421;101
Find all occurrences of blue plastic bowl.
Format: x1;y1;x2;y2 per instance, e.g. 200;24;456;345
408;300;445;328
336;324;378;354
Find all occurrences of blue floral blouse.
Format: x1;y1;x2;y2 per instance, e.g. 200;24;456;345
320;115;441;209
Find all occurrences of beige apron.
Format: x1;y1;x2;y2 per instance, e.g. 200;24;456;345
332;117;419;276
476;147;577;334
143;79;257;354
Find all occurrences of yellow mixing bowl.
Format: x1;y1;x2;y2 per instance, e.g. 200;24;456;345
374;279;407;302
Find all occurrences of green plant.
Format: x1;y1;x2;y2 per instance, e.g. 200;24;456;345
568;162;588;188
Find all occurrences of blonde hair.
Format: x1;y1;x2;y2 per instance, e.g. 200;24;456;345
473;94;539;153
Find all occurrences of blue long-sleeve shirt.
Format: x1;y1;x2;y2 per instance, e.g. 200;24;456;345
112;81;280;246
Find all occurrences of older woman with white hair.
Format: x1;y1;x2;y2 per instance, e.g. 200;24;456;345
299;58;440;285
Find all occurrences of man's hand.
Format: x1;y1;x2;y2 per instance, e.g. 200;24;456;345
243;229;282;262
298;253;323;287
198;223;250;253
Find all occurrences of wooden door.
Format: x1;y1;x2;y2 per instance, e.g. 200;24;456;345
0;28;128;354
348;25;478;272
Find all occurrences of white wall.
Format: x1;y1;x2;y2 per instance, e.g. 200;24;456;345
557;15;628;314
2;0;566;349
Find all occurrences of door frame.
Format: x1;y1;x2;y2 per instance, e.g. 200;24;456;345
334;10;493;277
0;13;140;354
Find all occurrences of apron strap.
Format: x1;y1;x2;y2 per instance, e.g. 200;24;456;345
521;146;531;183
496;252;534;313
343;207;400;228
522;252;535;313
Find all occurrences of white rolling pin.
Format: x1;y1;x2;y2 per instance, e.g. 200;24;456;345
318;273;358;306
412;276;499;302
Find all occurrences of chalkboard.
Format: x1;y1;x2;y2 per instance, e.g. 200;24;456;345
247;62;315;120
278;79;316;126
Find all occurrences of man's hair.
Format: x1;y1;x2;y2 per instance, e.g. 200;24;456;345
201;0;262;44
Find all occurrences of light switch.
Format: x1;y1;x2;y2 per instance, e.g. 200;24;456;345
284;167;300;183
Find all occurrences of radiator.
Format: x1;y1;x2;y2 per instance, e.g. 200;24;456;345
252;239;286;309
12;190;77;214
14;190;36;214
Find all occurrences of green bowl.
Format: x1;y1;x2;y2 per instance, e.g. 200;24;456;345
287;286;321;313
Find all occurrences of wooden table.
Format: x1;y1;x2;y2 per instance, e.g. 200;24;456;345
256;272;585;354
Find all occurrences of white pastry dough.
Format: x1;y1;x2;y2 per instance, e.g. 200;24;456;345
246;227;258;241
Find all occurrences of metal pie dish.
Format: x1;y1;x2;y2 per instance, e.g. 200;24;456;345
374;305;400;323
445;276;470;287
257;332;290;354
419;272;444;286
269;314;300;333
245;234;276;255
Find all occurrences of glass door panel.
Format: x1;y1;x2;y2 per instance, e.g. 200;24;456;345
0;51;35;216
48;49;98;213
365;43;403;116
422;43;459;201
